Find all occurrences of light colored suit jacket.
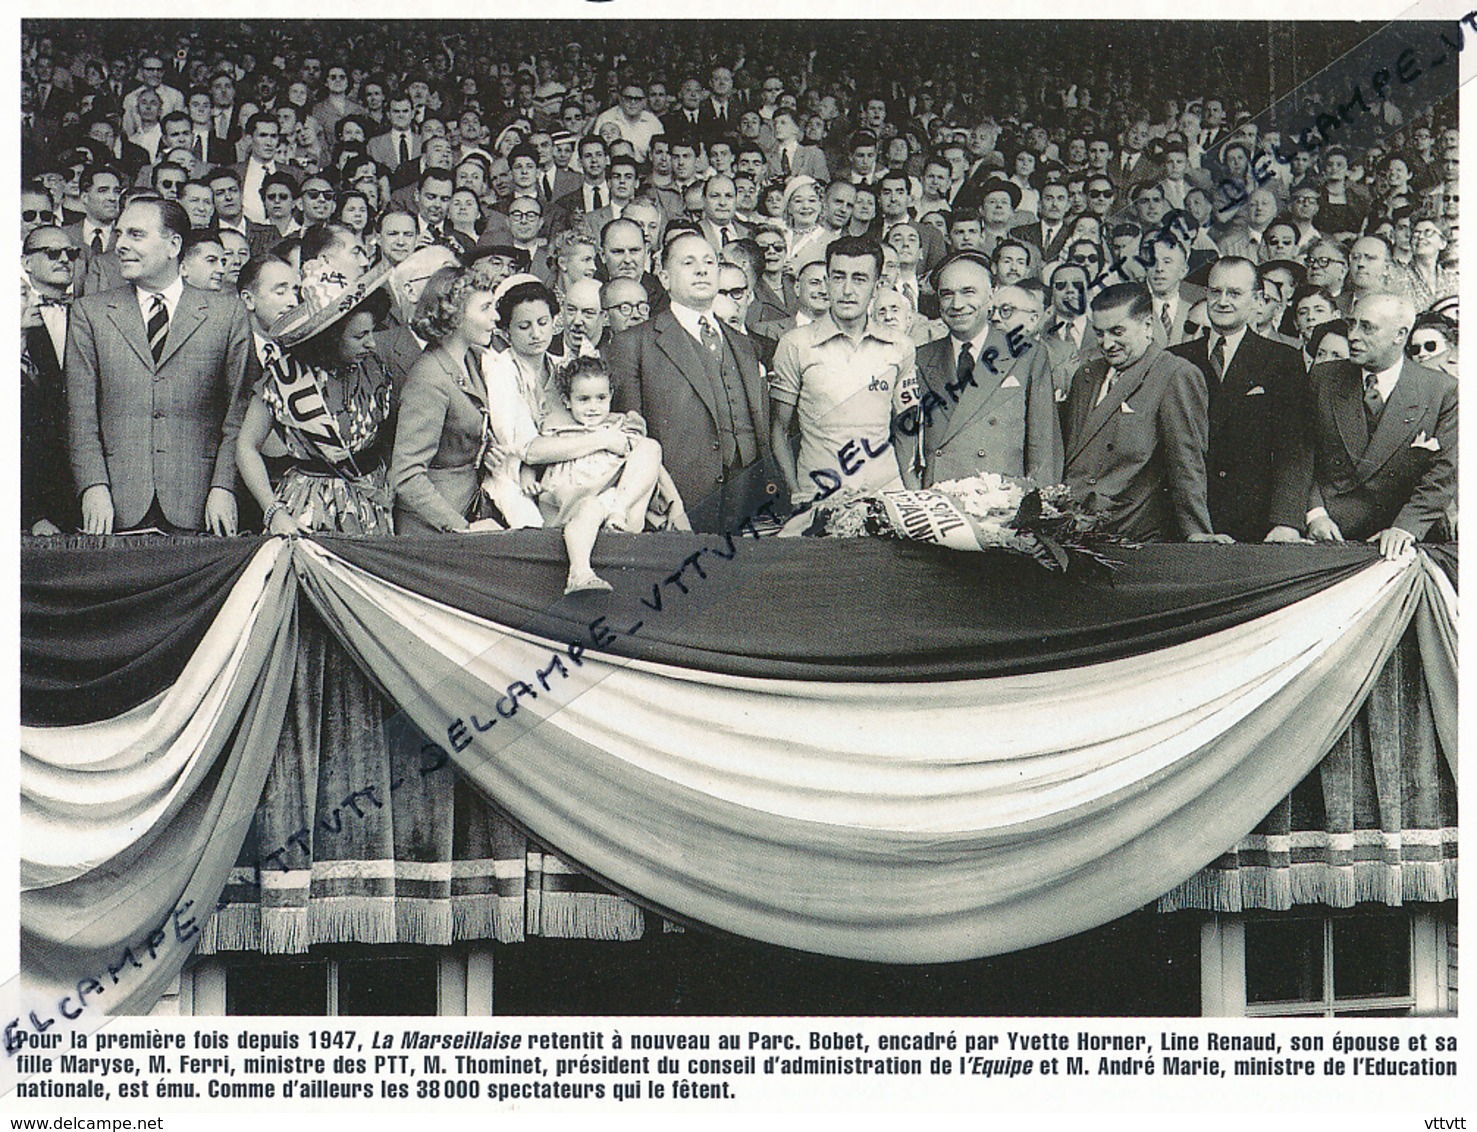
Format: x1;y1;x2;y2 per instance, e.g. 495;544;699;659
66;283;252;529
766;143;829;183
905;328;1062;489
390;345;488;533
367;129;421;172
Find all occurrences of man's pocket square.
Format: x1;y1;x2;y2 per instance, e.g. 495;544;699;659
1411;431;1442;451
1119;401;1135;413
1000;374;1022;388
1246;386;1266;395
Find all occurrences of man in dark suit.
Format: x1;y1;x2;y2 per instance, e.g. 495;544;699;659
1170;257;1308;542
662;76;707;138
185;88;236;170
904;253;1061;488
1062;283;1217;542
1272;293;1457;559
607;231;779;532
1010;181;1072;267
21;233;80;533
699;66;738;143
66;197;252;535
714;262;777;370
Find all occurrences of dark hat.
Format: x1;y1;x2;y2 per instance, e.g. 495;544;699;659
980;176;1022;210
467;243;531;270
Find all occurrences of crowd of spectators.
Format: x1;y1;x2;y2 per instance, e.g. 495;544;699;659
20;20;1458;563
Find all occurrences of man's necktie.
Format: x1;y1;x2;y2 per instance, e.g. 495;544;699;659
902;281;917;310
780;148;791;176
1160;302;1173;338
594;185;604;210
146;294;169;365
956;342;974;389
193;135;204;160
700;316;721;356
1363;371;1384;427
91;230;104;254
398;133;410;166
1209;335;1227;383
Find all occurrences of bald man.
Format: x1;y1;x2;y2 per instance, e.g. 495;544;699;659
1270;292;1457;558
554;276;607;359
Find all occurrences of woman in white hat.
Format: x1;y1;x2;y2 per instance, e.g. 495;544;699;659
235;259;397;536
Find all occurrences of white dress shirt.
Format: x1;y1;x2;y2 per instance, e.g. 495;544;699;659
134;274;185;325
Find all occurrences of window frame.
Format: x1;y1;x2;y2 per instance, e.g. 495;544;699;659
182;945;495;1017
1201;908;1449;1018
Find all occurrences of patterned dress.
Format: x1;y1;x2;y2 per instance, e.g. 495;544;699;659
260;352;396;536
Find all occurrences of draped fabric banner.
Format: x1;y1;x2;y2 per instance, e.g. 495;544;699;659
290;540;1428;962
17;535;1458;1017
18;541;297;1026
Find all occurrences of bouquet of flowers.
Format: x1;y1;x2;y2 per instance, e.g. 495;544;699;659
782;474;1132;574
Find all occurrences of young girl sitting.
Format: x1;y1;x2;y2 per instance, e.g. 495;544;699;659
525;356;690;594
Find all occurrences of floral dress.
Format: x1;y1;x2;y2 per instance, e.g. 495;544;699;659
260;351;396;535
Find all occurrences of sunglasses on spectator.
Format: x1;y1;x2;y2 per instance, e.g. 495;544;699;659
1408;337;1447;356
603;300;650;318
1087;189;1114;199
1052;279;1083;290
303;188;335;200
22;209;50;222
31;245;80;262
158;179;184;190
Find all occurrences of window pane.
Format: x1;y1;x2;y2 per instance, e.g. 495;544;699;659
1245;919;1324;1004
227;956;328;1015
338;954;439;1015
1333;916;1411;1000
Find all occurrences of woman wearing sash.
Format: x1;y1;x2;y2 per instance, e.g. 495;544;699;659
389;265;507;534
236;260;397;536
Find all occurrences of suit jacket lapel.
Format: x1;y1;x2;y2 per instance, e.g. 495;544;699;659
1069;350;1151;462
106;292;156;370
156;289;209;368
939;331;1012;446
1356;361;1425;481
653;313;720;427
1331;363;1369;467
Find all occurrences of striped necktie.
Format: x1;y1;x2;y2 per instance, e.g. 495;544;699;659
146;294;169;364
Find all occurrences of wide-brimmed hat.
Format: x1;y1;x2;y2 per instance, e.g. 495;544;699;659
269;259;393;349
